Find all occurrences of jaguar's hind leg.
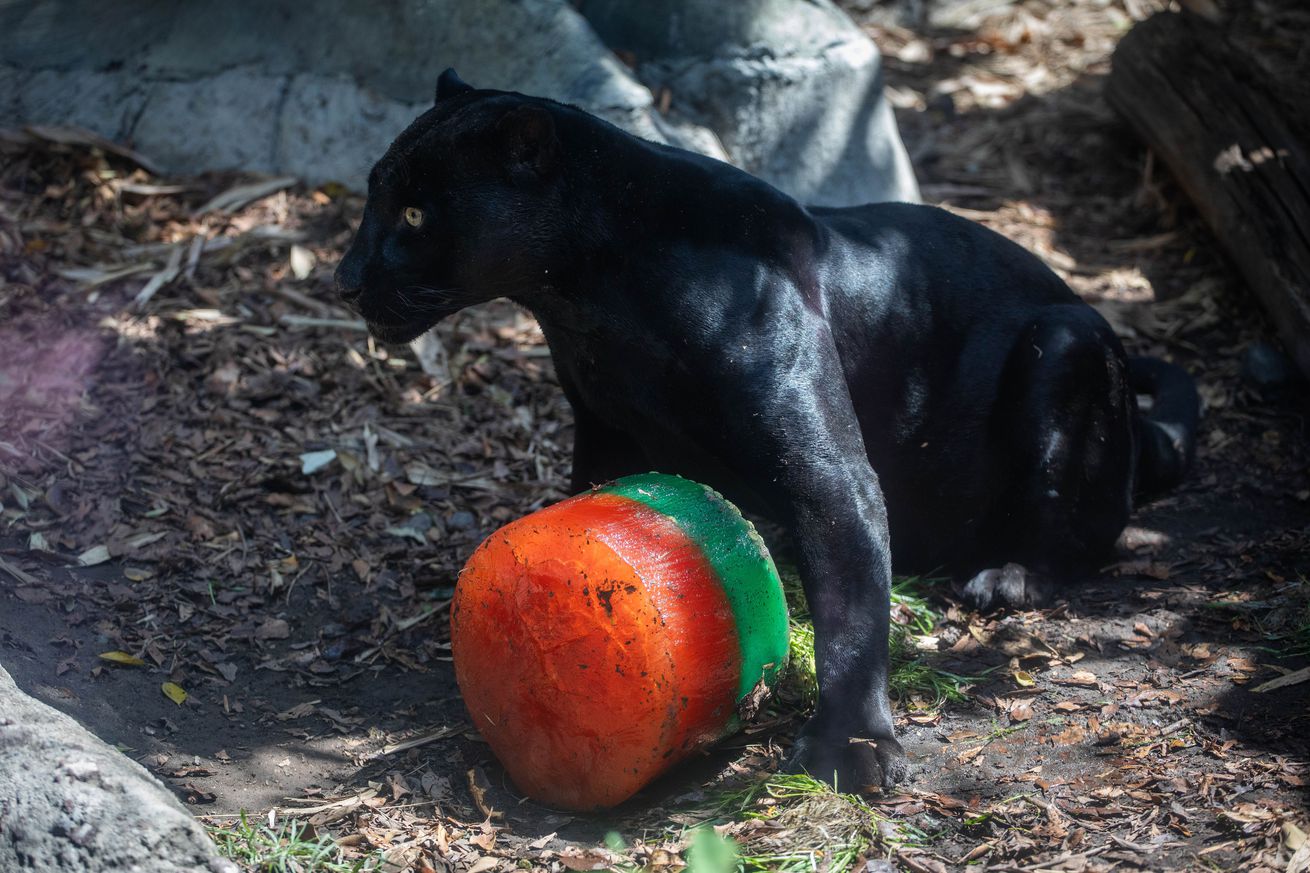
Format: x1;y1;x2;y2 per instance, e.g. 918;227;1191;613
961;563;1050;611
961;307;1135;611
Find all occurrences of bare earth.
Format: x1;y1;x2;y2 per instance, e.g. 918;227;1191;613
1;1;1307;870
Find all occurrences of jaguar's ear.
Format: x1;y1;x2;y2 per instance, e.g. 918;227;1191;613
495;104;560;178
435;68;473;103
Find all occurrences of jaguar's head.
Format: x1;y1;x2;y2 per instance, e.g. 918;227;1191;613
335;69;566;344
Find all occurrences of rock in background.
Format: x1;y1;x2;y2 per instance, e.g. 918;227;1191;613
0;0;918;205
0;0;694;188
578;0;920;205
0;663;238;873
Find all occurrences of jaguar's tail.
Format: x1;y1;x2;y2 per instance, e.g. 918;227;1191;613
1129;356;1200;498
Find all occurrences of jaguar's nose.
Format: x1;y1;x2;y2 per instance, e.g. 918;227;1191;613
334;268;363;306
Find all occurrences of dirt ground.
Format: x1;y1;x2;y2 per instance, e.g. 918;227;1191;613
2;1;1308;870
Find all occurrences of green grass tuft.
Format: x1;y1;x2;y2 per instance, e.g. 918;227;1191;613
889;576;940;638
775;565;974;711
887;659;974;707
207;813;384;873
691;772;925;872
777;617;819;704
1276;581;1310;657
1285;609;1310;658
1207;577;1310;658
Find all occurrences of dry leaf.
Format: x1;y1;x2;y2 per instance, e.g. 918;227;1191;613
957;745;985;763
255;618;291;640
77;545;111;566
466;858;499;873
289;245;316;280
1048;725;1089;746
14;586;51;604
299;449;337;475
1058;670;1099;687
467;767;501;820
161;682;188;705
558;848;618;871
98;651;145;667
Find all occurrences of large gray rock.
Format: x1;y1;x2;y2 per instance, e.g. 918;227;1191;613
0;0;721;189
578;0;921;206
0;0;917;207
0;664;237;873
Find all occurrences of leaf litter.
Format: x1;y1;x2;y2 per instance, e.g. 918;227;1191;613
2;0;1310;869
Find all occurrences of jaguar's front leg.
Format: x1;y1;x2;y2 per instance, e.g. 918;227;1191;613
568;404;649;494
782;469;909;791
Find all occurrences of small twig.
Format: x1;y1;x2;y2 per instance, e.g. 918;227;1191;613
375;725;463;758
283;564;311;605
279;314;368;331
0;555;39;586
273;284;339;318
272;788;378;817
321;491;345;526
183;233;206;282
193;175;298;216
394;602;448;633
1109;833;1161;854
991;845;1109;872
1177;665;1212;680
133;242;184;309
1020;794;1101;831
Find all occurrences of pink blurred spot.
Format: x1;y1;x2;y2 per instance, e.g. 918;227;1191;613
0;324;106;470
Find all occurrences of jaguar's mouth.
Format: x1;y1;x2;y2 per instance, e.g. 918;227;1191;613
354;285;477;344
365;319;435;345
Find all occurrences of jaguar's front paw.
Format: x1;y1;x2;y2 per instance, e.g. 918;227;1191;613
786;721;910;793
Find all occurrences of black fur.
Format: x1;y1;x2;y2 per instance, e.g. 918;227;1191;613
335;73;1199;792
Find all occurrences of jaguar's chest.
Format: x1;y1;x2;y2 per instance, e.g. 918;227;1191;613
547;327;686;425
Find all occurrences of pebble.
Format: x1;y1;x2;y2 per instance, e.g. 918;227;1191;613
1241;340;1298;390
447;510;476;531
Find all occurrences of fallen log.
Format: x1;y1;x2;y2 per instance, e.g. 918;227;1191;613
1106;11;1310;380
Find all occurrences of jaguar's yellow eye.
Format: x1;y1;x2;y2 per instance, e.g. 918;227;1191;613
403;207;424;228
